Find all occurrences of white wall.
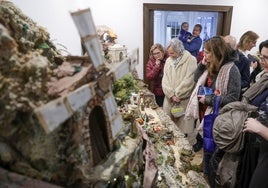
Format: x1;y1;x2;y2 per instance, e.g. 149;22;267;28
9;0;268;79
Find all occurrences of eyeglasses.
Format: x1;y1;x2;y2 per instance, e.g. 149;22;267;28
258;54;268;63
153;52;161;56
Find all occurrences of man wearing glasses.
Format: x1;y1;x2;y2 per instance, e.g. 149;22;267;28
256;40;268;82
236;39;268;188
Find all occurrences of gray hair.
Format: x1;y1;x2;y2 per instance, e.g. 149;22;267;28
167;38;185;54
224;35;237;50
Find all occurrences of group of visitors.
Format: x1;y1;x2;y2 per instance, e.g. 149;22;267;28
146;22;203;107
145;21;268;187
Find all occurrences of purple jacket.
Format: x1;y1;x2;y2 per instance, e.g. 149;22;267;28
178;29;192;43
183;36;202;58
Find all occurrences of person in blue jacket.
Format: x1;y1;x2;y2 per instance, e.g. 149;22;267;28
178;22;192;43
183;24;203;59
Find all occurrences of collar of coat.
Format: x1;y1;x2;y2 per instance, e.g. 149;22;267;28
170;50;194;67
243;73;268;101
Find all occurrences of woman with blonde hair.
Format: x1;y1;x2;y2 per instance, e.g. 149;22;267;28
146;43;168;106
237;31;259;88
237;31;259;52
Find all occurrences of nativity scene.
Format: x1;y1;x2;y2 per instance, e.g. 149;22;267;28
0;1;208;187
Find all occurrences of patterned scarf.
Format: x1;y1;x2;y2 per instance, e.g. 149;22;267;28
185;62;234;119
171;54;183;66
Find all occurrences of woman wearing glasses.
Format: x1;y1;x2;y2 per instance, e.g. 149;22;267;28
146;43;169;107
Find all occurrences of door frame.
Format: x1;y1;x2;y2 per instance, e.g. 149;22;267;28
143;3;233;82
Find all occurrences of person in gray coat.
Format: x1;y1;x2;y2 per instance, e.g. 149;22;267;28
185;36;241;187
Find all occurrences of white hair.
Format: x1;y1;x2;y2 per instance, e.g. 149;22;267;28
167;38;185;54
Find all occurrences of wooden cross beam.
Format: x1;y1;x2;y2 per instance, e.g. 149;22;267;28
35;83;94;133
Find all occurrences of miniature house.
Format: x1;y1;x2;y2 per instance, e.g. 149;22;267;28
108;44;127;63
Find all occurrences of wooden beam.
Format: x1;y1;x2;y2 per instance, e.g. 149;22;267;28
35;84;93;133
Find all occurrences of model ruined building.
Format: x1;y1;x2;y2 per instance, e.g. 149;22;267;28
0;1;142;187
0;1;208;187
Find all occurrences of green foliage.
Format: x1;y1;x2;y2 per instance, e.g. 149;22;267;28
38;42;50;49
156;155;164;165
112;74;139;106
189;164;203;173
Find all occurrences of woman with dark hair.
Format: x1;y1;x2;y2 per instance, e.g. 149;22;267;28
185;36;241;186
146;43;168;107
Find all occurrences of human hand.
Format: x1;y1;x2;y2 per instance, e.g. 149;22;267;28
214;89;221;96
243;118;263;134
201;56;207;65
198;95;205;104
250;61;258;69
171;96;181;103
155;60;161;66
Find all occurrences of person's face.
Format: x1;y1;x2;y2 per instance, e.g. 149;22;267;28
203;48;212;63
182;23;189;31
167;47;179;59
152;48;163;60
246;40;257;51
259;46;268;72
192;27;201;37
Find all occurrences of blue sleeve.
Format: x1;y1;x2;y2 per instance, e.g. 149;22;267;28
251;89;268;107
235;54;250;89
184;37;202;52
179;35;187;43
179;30;191;43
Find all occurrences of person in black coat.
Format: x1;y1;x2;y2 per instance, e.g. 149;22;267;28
236;39;268;188
248;54;262;83
224;35;251;92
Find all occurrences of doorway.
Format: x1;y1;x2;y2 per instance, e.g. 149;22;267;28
143;3;233;83
89;105;110;166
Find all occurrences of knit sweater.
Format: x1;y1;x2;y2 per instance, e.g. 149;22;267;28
194;62;241;107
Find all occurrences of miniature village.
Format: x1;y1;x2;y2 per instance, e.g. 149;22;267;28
0;1;208;187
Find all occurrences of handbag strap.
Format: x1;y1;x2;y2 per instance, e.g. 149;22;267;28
213;96;221;115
